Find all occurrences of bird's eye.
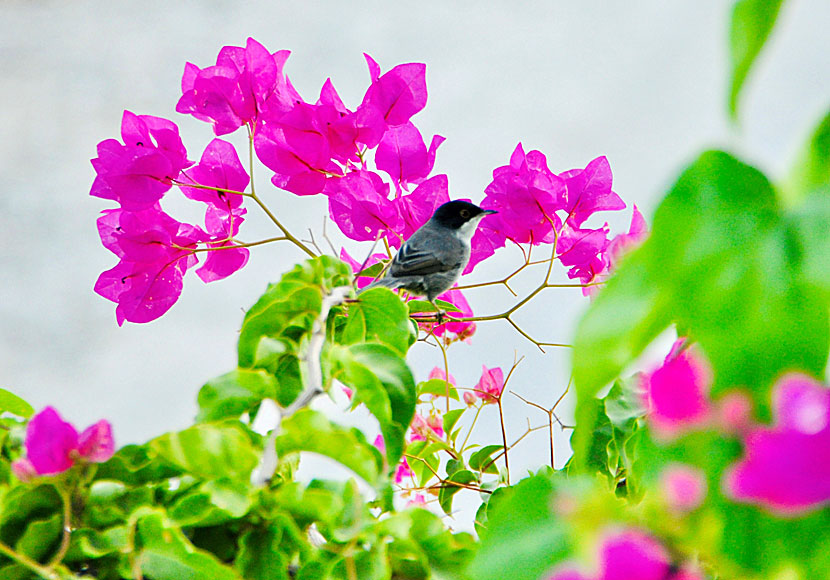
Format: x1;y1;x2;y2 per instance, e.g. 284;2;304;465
460;209;470;218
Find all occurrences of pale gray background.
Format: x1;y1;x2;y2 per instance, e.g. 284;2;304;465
2;0;829;507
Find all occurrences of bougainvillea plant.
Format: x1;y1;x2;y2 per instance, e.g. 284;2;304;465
1;1;828;579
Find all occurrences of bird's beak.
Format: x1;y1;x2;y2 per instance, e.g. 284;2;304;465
482;209;498;215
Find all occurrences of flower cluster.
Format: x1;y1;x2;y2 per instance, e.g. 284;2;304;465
467;145;640;288
91;112;251;325
641;340;830;516
12;407;114;481
463;365;505;405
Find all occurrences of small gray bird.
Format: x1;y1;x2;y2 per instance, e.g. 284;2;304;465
360;200;497;316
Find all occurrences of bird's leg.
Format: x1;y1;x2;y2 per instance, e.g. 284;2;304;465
430;299;446;325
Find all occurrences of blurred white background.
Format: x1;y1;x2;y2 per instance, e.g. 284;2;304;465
2;0;828;497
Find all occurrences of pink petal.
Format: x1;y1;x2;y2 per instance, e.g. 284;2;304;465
25;407;79;475
78;420;115;463
659;463;708;513
643;345;712;439
179;138;249;208
474;365;504;403
196;244;249;283
723;373;830;515
599;529;671;580
394;175;451;243
361;62;427;126
11;458;38;483
561;156;625;228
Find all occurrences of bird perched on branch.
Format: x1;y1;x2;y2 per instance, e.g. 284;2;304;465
360;200;496;318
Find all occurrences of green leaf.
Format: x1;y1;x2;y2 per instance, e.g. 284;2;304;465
572;151;830;466
0;388;33;418
355;261;387;279
238;256;352;369
0;484;61;551
417;378;459;400
467;473;568;580
407;299;461;314
270;481;344;529
728;0;785;120
782;108;830;205
438;469;477;515
275;409;382;484
65;526;128;561
788;191;830;298
149;423;259;482
343;287;415;355
329;343;416;467
235;527;289;580
469;445;505;475
136;510;243;580
407;508;477;575
196;369;278;422
94;444;181;485
442;408;466;436
15;513;61;561
86;481;154;527
168;479;252;527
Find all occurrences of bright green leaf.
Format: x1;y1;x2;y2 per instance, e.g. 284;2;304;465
196;369;278;422
343;287;415;355
149;423;259;483
728;0;785;120
417;378;459;401
438;469;477;515
275;409;382;484
782;108;830;205
442;409;465;436
0;388;33;418
469;445;504;475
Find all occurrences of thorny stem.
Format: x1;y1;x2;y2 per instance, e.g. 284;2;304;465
511;378;572;468
459;403;484;452
496;356;523;485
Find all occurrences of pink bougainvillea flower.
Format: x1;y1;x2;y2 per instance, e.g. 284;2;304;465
547;528;703;580
176;38;299;135
466;219;509;274
316;79;387;159
724;373;830;516
373;435;412;483
474;365;504;403
196;206;250;283
560;156;625;229
90;111;191;211
427;366;457;387
11;458;38;483
375;122;444;192
409;413;444;442
95;206;205;324
20;407;114;477
179;138;249;209
481;143;566;246
607;204;648;268
715;390;754;435
407;493;427;507
556;223;611;294
660;463;708;513
642;340;712;440
360;60;428;127
392;174;451;246
326;171;402;242
254;103;340;196
463;391;477;406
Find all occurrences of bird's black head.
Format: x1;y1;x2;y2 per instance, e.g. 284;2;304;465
430;200;497;231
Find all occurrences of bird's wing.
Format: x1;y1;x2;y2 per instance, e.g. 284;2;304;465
389;235;458;277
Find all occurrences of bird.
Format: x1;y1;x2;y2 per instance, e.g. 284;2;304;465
359;200;497;319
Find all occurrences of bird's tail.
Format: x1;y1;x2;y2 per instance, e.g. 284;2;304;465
358;277;403;295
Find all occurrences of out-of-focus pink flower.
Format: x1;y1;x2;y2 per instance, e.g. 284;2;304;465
716;390;754;435
410;413;444;442
19;407;114;477
474;365;504;403
642;341;712;440
11;458;38;483
375;122;444;192
607;205;647;269
660;463;708;513
724;373;830;516
373;435;412;483
463;392;477;406
90;111;191;211
547;528;703;580
559;156;625;229
176;38;298;135
428;366;457;386
407;493;427;507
